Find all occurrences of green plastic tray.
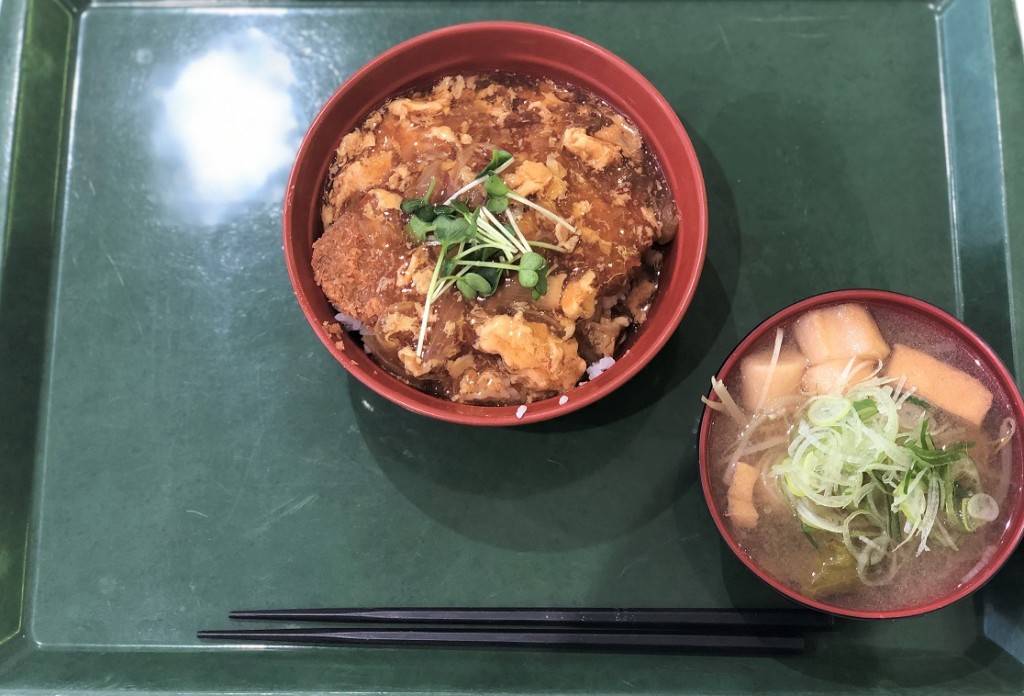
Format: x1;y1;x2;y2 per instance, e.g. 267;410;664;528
2;0;1024;692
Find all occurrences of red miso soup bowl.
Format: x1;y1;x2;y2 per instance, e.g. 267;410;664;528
698;289;1024;619
283;22;707;426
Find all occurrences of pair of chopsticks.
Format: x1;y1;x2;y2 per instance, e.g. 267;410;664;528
198;607;833;654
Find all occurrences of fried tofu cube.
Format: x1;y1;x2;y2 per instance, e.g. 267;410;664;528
739;347;807;412
794;304;890;365
884;344;993;426
728;461;761;529
802;359;876;395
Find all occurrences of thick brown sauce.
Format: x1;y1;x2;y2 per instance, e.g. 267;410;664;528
313;73;677;405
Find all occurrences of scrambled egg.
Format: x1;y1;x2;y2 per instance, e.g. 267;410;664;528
474;313;586;394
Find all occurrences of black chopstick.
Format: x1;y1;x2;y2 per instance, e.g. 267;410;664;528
226;607;833;630
199;607;831;654
196;627;806;654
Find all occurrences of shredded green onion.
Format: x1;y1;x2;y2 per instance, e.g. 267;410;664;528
807;396;851;426
765;379;994;584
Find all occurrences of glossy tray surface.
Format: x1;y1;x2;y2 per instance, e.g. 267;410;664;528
1;0;1023;692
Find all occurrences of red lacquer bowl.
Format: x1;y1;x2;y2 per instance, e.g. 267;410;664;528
283;22;707;426
698;289;1024;619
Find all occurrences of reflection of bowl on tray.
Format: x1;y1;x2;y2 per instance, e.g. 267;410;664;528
699;289;1024;619
283;21;707;426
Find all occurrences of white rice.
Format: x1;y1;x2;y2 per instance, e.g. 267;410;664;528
586;356;616;380
334;311;366;333
558;395;569;406
515;405;527;419
335;311;374;354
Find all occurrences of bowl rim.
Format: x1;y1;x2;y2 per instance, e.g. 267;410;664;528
697;288;1024;619
282;21;708;426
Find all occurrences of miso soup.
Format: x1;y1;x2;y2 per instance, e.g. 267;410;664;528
703;301;1020;613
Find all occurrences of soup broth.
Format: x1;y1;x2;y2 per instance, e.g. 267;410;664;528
704;302;1019;613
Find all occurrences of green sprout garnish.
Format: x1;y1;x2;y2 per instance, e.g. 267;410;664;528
400;177;438;221
477;148;513;177
400;149;574;357
483;175;511;213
